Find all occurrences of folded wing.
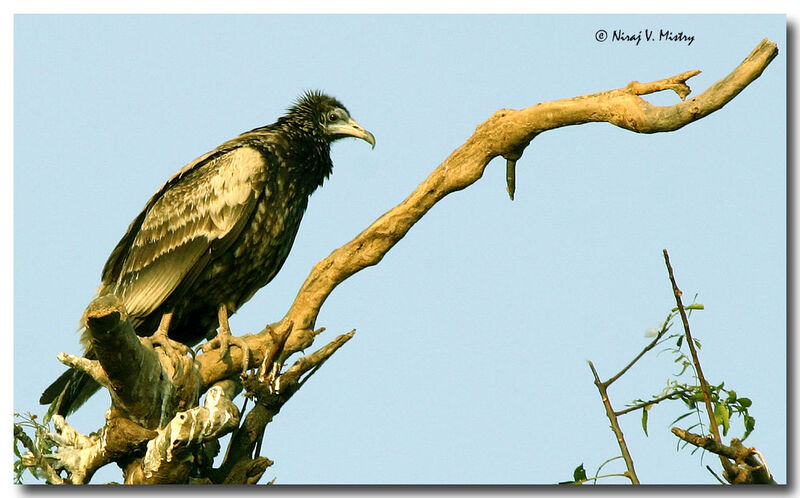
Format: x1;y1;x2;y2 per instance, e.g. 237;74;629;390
102;145;268;318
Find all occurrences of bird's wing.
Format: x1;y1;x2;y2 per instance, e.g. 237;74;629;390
104;144;268;318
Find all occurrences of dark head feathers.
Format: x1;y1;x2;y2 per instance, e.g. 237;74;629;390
288;90;348;117
248;90;349;141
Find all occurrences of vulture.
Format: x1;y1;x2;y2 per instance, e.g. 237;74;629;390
41;91;375;415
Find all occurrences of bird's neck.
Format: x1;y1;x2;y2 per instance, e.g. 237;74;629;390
250;130;333;197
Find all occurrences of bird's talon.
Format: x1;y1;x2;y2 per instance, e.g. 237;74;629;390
143;333;190;363
200;332;250;372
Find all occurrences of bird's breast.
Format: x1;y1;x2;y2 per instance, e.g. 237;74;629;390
198;180;310;313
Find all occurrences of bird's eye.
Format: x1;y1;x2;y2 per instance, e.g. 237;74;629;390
328;112;338;122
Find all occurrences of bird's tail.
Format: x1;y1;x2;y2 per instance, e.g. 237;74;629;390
39;351;101;417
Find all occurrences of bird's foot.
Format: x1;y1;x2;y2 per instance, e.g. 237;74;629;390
199;331;251;372
142;328;192;362
197;305;251;373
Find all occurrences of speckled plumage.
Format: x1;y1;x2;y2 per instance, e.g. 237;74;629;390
41;91;375;415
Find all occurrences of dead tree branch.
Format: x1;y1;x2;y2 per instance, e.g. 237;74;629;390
213;331;355;483
79;294;200;428
274;38;779;358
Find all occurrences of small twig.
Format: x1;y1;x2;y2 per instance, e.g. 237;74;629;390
604;326;667;387
662;249;720;442
626;70;701;100
587;361;640;484
55;353;110;389
593;455;624;484
613;387;693;416
573;473;631;484
706;465;726;484
505;158;516;200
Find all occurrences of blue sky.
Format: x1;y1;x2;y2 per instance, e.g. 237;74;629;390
13;14;785;484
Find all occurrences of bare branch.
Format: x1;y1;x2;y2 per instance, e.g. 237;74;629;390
662;249;744;481
671;428;776;484
276;38;779;355
605;326;668;387
613;387;693;417
663;250;720;441
56;352;111;389
587;361;639;484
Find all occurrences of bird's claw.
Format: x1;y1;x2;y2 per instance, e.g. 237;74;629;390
200;332;251;373
143;331;192;362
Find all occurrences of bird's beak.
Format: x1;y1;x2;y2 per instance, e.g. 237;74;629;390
329;118;376;149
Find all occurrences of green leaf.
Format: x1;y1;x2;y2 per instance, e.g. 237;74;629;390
642;407;649;436
676;336;683;348
743;415;756;441
693;338;702;349
714;403;730;436
738;397;752;408
669;411;694;427
686;304;705;310
558;463;587;484
573;463;587;482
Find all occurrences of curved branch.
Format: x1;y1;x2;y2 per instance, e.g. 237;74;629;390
276;38;778;353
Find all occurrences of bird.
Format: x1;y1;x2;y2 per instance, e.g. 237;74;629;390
40;90;375;416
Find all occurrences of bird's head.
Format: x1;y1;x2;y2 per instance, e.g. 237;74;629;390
288;90;376;149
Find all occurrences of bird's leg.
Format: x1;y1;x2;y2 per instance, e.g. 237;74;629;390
142;312;191;360
200;305;251;372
